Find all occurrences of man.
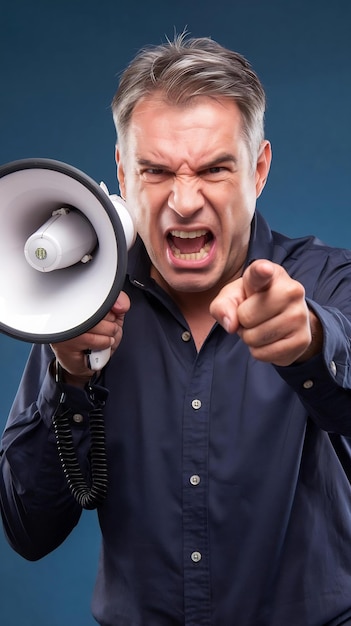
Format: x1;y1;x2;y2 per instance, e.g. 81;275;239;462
1;34;351;626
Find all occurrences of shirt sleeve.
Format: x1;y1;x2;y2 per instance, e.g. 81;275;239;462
275;299;351;435
0;343;102;560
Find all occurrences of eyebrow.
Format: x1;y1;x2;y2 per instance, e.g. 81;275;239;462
136;153;238;170
136;158;166;169
200;154;238;169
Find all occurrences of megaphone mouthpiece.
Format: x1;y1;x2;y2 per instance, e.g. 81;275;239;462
99;182;136;251
24;207;98;272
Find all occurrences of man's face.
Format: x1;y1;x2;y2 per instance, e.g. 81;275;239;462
117;94;271;295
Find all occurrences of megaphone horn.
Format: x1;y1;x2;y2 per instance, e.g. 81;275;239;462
0;158;136;368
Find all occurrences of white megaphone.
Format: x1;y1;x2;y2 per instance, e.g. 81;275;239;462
0;158;136;370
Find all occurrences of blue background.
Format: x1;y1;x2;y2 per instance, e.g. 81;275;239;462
0;0;350;623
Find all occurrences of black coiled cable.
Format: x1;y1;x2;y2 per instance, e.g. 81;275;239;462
52;371;108;510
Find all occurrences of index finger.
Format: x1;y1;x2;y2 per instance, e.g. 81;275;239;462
243;260;275;296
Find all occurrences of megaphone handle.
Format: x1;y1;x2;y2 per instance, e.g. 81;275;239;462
85;347;112;371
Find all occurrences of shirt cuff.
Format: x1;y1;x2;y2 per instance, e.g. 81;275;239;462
276;299;350;390
37;361;109;429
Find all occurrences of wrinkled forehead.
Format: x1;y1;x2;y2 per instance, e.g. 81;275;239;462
119;93;245;153
117;95;253;179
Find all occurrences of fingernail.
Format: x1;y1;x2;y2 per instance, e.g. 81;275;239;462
222;316;232;333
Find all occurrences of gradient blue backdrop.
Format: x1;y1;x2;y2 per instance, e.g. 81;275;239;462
1;0;350;623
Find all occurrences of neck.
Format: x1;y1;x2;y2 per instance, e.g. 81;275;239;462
150;267;230;351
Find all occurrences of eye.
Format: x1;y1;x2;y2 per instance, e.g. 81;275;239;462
145;168;163;175
200;165;231;179
208;166;226;174
141;168;172;183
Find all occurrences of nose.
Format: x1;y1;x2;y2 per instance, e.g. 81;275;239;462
168;176;204;218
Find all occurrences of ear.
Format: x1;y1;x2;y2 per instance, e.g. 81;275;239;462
255;140;272;199
115;145;126;199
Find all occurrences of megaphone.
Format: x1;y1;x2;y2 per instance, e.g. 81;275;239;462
0;158;136;369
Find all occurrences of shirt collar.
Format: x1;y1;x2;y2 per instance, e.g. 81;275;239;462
243;211;274;272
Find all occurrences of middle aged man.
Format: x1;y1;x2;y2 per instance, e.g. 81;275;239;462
1;35;351;626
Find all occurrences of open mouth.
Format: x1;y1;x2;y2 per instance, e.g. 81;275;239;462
167;229;213;261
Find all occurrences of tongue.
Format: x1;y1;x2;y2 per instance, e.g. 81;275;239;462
171;235;207;254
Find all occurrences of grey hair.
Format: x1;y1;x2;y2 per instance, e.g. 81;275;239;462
111;33;266;169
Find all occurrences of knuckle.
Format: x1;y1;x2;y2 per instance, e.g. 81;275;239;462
237;301;254;328
289;278;305;300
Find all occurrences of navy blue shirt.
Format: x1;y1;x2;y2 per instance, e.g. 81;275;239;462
1;212;351;626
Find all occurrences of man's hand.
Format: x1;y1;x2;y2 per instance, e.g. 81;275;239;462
50;291;130;387
210;260;323;366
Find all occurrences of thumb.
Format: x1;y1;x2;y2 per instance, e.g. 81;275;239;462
111;291;130;319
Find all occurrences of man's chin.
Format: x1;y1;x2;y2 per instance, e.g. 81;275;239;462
151;260;222;294
162;271;220;295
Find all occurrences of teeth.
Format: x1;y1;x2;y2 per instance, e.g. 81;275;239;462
171;242;211;260
170;229;207;239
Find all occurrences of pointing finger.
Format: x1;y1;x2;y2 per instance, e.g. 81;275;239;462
243;260;275;296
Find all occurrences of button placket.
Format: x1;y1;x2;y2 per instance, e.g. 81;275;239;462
182;343;215;621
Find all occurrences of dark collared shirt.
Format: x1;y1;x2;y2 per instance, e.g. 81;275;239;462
2;212;351;626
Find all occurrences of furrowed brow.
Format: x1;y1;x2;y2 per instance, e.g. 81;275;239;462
137;158;168;169
201;154;238;169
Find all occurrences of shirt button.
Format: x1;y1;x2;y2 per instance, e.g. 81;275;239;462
190;474;201;486
181;331;191;342
303;380;314;390
72;413;84;423
191;399;202;410
330;360;337;376
191;551;202;563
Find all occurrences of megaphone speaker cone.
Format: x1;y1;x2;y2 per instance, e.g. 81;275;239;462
0;158;132;344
